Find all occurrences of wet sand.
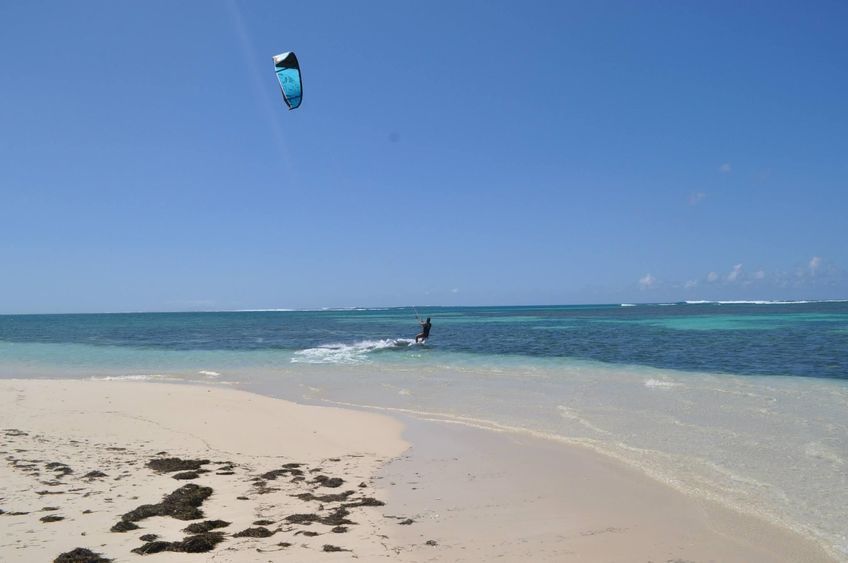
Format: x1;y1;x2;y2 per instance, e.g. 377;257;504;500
382;418;836;562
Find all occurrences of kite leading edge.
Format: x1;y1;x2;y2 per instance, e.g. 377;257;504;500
273;51;302;110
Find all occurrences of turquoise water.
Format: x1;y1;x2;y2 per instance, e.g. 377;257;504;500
1;302;847;558
0;301;846;377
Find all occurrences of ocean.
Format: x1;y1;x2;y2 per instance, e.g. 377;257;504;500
1;301;847;558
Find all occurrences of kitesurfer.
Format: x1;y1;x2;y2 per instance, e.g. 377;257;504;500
415;317;432;343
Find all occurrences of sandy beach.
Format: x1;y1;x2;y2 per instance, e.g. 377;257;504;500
0;379;836;562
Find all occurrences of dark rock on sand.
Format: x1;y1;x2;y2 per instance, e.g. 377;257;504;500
183;519;230;534
252;519;274;526
139;534;158;542
83;471;107;479
399;518;414;525
53;547;112;562
331;526;348;533
172;471;200;480
322;544;349;552
40;514;65;523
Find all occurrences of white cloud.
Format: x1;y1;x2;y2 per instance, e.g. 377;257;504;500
684;280;698;289
753;270;765;280
688;192;706;206
707;271;719;283
727;263;743;282
639;273;656;289
719;163;732;174
809;256;822;275
450;288;460;294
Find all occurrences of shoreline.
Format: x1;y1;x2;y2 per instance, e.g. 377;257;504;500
383;416;837;562
1;378;838;562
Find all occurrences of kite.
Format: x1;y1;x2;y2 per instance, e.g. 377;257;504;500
273;51;302;110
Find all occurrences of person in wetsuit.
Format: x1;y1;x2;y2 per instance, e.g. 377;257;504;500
415;317;431;343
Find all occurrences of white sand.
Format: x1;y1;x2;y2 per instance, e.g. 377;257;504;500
0;379;407;562
0;379;836;562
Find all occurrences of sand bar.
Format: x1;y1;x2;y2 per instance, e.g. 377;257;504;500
0;379;838;562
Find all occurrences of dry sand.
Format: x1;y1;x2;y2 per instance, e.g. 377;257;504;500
0;379;407;562
1;379;836;562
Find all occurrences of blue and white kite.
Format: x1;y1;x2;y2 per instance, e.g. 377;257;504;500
273;51;302;110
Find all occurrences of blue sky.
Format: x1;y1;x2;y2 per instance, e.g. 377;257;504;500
1;1;846;313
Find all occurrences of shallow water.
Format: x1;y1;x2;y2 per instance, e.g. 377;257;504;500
1;302;846;558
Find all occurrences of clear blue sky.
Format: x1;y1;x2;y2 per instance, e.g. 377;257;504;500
1;1;846;313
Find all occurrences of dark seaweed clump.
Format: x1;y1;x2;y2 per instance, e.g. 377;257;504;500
112;484;212;532
295;490;354;503
131;532;225;555
110;521;139;532
183;520;230;534
53;547;112;562
343;496;385;508
46;462;73;477
139;534;158;542
172;471;200;480
312;475;344;488
147;458;209;473
83;471;107;479
262;466;304;480
323;544;349;552
233;526;276;538
285;507;353;527
41;515;65;523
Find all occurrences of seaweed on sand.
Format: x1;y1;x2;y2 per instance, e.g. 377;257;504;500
285;507;354;527
53;547;112;562
131;532;225;554
295;490;354;503
312;475;344;488
183;519;230;534
342;497;385;508
147;458;209;473
112;484;212;531
233;526;276;538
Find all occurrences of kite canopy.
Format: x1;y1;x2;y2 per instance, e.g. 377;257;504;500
273;51;302;110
